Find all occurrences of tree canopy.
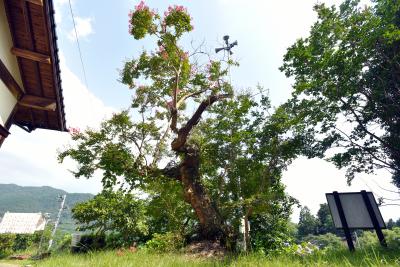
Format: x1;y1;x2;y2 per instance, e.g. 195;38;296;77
280;0;400;186
59;2;300;248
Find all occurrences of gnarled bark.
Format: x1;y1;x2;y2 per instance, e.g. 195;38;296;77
169;94;230;240
179;145;224;239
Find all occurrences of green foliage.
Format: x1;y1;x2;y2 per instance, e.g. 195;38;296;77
316;204;336;235
146;179;195;236
12;234;34;251
0;231;47;257
0;234;16;258
19;248;400;267
129;2;156;39
56;234;72;251
387;219;395;229
383;227;400;249
303;233;344;250
250;211;295;253
72;190;148;246
358;227;400;250
297;206;318;239
195;92;300;248
280;0;400;186
145;232;185;252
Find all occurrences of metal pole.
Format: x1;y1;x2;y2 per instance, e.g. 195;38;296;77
48;194;66;251
333;191;355;251
361;190;387;247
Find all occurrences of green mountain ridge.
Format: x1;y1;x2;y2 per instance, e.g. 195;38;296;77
0;184;93;232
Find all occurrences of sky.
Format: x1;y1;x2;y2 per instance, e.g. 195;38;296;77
0;0;399;222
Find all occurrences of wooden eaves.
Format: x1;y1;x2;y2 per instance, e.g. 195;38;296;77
1;0;66;138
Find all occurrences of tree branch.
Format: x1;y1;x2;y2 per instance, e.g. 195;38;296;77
171;94;231;151
339;98;400;154
176;89;208;108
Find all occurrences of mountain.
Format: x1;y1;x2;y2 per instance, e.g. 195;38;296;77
0;184;93;232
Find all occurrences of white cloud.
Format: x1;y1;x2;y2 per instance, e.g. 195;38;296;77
54;0;69;24
0;54;114;194
67;17;94;41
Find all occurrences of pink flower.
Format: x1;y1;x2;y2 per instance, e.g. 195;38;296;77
166;100;174;109
68;127;81;136
180;51;189;60
164;5;188;17
135;1;146;11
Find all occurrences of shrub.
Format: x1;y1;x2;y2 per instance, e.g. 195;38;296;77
145;232;184;252
384;227;400;249
57;234;72;251
12;234;35;251
0;234;16;258
72;234;106;253
358;230;379;248
105;232;130;249
303;233;344;250
358;227;400;250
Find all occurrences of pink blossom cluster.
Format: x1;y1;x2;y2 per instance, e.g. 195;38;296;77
128;1;156;33
210;81;218;88
164;5;188;17
166;100;174;109
206;60;214;72
137;85;146;91
158;45;168;59
180;51;189;60
190;65;197;75
68;127;81;136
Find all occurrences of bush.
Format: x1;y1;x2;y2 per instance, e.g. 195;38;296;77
0;234;16;258
145;232;184;252
303;233;344;250
358;227;400;250
72;234;106;253
105;232;129;249
358;230;379;248
57;234;72;251
13;234;34;251
384;227;400;249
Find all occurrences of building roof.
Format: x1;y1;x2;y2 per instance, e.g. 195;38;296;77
3;0;66;132
0;212;46;234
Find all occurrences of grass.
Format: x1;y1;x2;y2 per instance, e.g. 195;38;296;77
1;248;400;267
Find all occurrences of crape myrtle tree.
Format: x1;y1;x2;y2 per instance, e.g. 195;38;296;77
58;2;300;246
60;2;231;240
280;0;400;187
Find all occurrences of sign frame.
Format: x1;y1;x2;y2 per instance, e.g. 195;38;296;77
325;190;387;251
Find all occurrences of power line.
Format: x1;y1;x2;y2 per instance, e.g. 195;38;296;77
68;0;89;89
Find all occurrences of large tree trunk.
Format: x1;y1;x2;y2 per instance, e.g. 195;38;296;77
179;145;225;239
166;94;230;241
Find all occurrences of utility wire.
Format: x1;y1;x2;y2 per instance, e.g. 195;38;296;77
68;0;89;89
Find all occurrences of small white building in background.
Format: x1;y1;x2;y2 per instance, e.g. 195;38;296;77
0;212;46;234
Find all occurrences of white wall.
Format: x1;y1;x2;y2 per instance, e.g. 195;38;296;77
0;0;23;126
0;80;16;125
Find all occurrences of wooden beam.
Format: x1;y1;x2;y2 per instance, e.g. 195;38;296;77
19;95;56;111
25;0;43;6
0;124;10;138
0;59;24;100
11;47;51;64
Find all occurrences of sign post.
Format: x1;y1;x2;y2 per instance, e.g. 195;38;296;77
326;191;386;251
360;190;387;247
332;191;355;251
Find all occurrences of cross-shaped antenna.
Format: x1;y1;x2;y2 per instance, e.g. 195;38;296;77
215;35;238;55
